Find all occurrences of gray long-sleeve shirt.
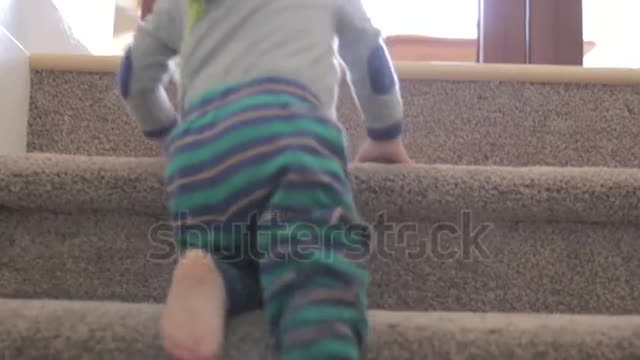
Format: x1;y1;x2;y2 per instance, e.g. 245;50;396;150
118;0;404;141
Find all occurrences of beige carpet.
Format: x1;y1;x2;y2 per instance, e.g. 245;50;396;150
2;299;640;360
27;70;640;167
1;153;639;316
3;68;640;359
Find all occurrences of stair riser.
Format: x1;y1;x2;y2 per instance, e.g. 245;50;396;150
3;209;639;314
27;70;640;166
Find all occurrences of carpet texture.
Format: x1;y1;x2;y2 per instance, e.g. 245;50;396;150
27;70;640;167
10;67;640;359
1;153;639;315
2;298;640;360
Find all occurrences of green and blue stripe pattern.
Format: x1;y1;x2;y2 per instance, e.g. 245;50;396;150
165;76;370;359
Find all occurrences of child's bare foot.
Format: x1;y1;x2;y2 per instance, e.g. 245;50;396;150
161;249;226;360
355;138;414;164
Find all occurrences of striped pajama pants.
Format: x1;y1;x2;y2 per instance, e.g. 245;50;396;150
164;77;370;359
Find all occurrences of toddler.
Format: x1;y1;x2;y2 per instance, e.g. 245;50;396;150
118;0;412;359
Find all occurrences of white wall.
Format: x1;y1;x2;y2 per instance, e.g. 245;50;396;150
0;0;116;55
0;26;29;154
52;0;116;55
113;2;138;54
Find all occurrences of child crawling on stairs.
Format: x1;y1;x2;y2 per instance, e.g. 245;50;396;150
118;0;412;359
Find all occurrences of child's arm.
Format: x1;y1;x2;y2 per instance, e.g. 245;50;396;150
117;0;185;141
335;0;404;142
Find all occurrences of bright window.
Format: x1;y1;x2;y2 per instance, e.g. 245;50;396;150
363;0;478;39
363;0;640;68
583;0;640;68
105;0;640;68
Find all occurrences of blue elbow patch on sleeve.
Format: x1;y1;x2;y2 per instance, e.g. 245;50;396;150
367;42;397;95
118;47;134;99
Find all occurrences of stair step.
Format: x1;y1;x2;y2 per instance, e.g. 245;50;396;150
27;65;640;166
3;153;640;223
2;153;639;313
1;298;639;360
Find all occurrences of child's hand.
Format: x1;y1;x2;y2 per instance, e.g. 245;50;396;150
354;138;414;164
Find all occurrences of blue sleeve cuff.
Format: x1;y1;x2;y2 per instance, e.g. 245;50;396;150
366;122;402;141
143;118;177;139
118;47;134;99
367;41;397;95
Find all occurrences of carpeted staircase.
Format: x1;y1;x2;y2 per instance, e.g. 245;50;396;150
1;57;640;359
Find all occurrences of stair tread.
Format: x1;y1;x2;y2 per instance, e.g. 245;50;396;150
2;298;640;359
2;152;640;223
2;152;640;313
